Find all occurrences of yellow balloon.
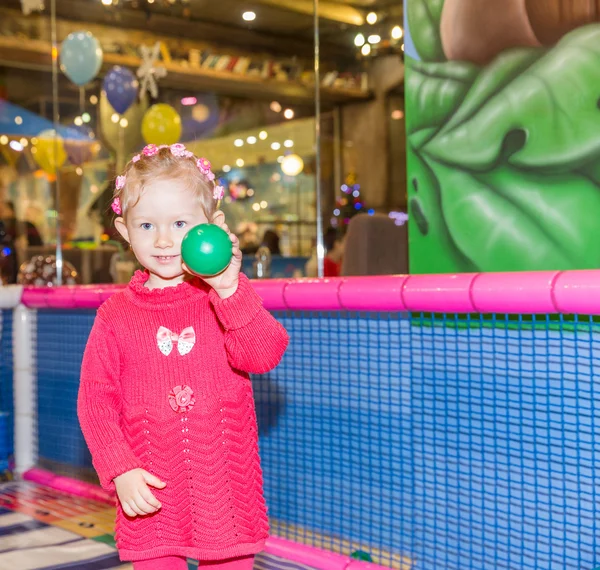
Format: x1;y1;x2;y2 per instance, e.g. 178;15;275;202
141;104;182;145
33;130;67;174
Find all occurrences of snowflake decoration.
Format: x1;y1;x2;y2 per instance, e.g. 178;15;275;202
20;0;44;15
136;42;167;99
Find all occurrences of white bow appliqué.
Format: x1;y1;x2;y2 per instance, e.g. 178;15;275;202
157;326;196;356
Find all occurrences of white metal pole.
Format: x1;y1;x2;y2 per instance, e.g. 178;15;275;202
13;305;36;476
314;0;324;278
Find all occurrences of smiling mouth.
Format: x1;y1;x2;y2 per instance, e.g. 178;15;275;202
154;255;180;261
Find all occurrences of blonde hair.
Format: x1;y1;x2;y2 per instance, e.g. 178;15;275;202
113;146;217;220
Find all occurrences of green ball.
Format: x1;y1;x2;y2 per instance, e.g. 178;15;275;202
181;223;232;277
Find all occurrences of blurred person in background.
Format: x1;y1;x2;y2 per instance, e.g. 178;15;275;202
0;219;16;284
261;229;281;256
237;221;260;255
304;227;345;278
0;201;43;248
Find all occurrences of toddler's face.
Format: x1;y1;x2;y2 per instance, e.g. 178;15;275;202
116;178;209;288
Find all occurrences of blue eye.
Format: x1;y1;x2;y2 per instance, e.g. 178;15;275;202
174;221;187;229
140;223;153;230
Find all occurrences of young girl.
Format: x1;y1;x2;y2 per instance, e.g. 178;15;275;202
78;143;289;569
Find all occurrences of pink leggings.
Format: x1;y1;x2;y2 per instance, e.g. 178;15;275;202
132;554;254;570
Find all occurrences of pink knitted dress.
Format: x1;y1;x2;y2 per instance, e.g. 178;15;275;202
78;271;289;562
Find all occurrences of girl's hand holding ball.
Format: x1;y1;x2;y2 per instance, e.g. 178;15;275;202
181;211;242;299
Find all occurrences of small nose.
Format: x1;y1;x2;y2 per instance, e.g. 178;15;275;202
155;229;173;249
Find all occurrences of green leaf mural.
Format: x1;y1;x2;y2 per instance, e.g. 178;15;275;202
406;23;600;273
424;26;600;172
405;59;478;135
407;0;446;62
407;143;476;273
430;163;600;271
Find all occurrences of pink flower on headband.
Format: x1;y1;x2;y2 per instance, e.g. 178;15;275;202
111;197;122;215
183;150;194;158
115;175;126;190
170;143;187;157
197;158;211;175
132;154;141;163
143;144;159;157
213;185;225;201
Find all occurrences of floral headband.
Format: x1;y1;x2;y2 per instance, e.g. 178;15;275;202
111;143;225;215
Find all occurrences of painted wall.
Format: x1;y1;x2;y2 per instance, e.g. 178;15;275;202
404;0;600;274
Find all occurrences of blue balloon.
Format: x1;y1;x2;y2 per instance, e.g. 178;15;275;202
103;66;138;114
60;31;103;86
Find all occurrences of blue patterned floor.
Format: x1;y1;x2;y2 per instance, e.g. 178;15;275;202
0;482;317;570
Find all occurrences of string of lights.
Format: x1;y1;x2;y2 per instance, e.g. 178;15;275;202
354;11;404;58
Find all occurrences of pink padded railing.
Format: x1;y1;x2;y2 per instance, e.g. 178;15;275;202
20;270;600;314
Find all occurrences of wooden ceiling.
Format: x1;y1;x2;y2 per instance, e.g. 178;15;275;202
1;0;402;60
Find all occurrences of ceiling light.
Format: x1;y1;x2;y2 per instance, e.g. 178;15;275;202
252;203;260;212
271;142;281;150
236;158;245;167
101;0;112;6
234;138;244;147
74;116;83;126
361;44;371;56
111;113;119;124
242;11;256;21
82;112;91;123
89;95;98;105
14;116;22;125
392;26;403;40
181;96;197;106
270;101;282;113
354;33;365;47
247;136;257;144
259;130;268;140
9;141;23;152
366;12;377;25
368;34;381;44
222;165;231;173
391;110;404;120
0;136;7;145
284;139;294;148
281;154;304;176
119;118;129;128
19;138;28;147
277;155;284;163
260;201;268;209
283;108;294;120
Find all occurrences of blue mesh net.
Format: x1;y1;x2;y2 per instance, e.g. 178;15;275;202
2;308;598;569
0;310;14;468
36;310;95;477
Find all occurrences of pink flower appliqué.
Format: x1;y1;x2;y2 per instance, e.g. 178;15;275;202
142;144;159;157
168;385;195;413
213;185;225;200
197;158;211;175
132;154;141;163
115;175;126;190
111;197;122;215
170;143;187;157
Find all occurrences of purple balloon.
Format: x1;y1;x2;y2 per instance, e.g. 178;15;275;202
103;66;138;114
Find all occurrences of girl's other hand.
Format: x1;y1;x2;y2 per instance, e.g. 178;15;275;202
114;468;166;518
